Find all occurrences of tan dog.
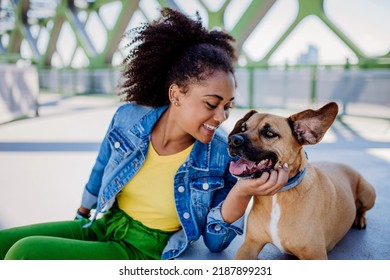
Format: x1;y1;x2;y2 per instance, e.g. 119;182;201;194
228;102;376;260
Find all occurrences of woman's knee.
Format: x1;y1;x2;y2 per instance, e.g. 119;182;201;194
5;236;47;260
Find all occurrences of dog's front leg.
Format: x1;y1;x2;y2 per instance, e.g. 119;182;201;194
292;244;328;260
235;237;266;260
295;251;328;260
235;211;268;260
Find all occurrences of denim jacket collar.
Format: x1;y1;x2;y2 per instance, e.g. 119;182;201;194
129;105;212;172
128;105;167;143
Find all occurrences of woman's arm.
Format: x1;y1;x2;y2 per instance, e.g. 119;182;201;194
75;112;117;219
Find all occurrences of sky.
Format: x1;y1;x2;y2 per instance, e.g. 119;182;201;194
19;0;390;67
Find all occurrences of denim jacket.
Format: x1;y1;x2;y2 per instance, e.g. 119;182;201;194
81;103;244;259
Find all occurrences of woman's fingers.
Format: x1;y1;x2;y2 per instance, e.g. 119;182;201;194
252;164;290;196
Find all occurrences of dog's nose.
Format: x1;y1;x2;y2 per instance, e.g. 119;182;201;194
229;134;244;148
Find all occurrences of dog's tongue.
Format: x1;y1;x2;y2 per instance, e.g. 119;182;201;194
229;158;257;176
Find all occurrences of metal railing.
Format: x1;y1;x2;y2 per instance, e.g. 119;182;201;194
38;66;390;119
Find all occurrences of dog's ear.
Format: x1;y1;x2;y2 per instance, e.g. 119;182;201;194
288;102;338;145
229;110;258;137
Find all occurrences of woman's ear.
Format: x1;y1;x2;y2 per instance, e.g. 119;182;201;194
169;84;180;106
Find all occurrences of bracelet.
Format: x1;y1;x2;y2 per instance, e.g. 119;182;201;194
77;209;91;219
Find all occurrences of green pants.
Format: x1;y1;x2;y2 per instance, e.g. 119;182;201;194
0;205;172;260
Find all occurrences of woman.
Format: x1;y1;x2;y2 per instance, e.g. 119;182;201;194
0;8;289;260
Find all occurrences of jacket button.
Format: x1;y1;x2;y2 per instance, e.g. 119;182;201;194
183;212;190;219
114;141;121;149
178;186;185;193
202;183;209;190
214;225;222;231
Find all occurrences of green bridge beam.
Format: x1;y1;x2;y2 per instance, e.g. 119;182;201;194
0;0;388;69
258;0;368;66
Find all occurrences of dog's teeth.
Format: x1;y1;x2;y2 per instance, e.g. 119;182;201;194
258;159;268;166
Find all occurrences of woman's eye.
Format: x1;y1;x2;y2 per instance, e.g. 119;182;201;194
205;101;233;111
206;102;217;109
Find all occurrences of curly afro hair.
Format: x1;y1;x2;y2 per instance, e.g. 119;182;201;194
118;8;237;107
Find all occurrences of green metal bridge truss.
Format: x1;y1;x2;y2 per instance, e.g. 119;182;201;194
0;0;389;69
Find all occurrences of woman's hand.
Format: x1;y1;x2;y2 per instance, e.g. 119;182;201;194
221;163;290;224
234;163;290;198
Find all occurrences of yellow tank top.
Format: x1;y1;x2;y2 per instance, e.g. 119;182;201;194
117;142;193;232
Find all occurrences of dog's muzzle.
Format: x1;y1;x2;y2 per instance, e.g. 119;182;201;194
229;134;245;150
228;134;276;179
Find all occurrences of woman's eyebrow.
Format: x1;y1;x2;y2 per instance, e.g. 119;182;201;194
205;94;235;102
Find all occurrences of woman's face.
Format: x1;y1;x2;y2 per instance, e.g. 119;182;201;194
173;70;236;144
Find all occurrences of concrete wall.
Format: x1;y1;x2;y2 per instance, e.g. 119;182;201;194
0;64;39;124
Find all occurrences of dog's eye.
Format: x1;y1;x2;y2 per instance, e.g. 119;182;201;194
260;124;279;139
262;129;278;139
240;123;247;132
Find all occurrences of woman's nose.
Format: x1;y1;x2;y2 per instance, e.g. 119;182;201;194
214;107;228;123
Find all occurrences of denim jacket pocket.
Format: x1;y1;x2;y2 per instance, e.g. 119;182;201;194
189;178;224;209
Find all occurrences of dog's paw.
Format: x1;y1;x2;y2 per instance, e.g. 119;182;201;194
352;214;367;230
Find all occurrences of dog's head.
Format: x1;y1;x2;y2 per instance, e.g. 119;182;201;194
228;102;338;178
